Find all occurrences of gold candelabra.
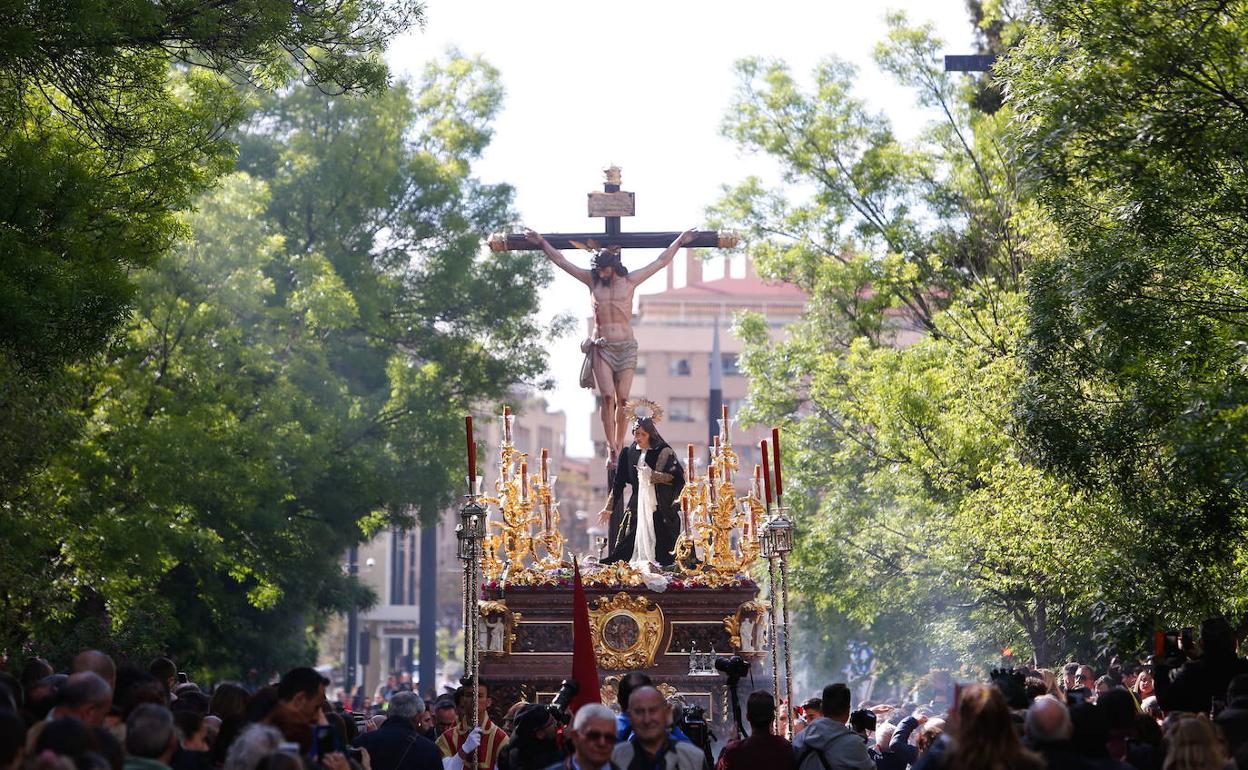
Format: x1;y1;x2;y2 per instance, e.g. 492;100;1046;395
478;411;572;586
473;405;768;590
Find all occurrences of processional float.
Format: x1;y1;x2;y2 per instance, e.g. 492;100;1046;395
458;404;798;740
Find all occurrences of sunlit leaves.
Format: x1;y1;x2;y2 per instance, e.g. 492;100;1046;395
1003;0;1248;637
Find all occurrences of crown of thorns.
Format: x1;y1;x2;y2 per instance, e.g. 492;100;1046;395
590;249;622;270
570;239;625;272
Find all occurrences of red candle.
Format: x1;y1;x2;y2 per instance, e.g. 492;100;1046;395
760;439;773;510
771;427;783;504
687;444;695;480
502;405;512;443
751;465;761;537
465;416;476;482
721;404;729;442
520;460;528;501
540;448;551;529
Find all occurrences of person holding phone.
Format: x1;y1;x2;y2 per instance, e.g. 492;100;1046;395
1155;617;1248;715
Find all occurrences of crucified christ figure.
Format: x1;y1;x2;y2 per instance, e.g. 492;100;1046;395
526;228;697;466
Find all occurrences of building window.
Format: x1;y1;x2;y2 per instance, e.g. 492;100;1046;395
669;398;701;422
722;353;741;376
669;357;692;377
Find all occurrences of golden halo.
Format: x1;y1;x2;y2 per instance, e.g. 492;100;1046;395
624;398;664;425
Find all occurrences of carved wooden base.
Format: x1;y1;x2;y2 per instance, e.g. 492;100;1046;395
479;582;765;735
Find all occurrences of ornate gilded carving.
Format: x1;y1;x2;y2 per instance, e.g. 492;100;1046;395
723;599;770;654
589;592;664;669
656;683;678;701
671;429;763;583
473;405;765;592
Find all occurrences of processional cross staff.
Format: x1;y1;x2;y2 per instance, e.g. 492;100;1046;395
490;167;737;472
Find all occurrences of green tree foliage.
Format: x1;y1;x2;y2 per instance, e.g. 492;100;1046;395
0;0;422;504
1003;0;1248;635
1;55;553;677
717;15;1115;682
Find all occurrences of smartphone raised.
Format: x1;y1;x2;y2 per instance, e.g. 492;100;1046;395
311;724;340;759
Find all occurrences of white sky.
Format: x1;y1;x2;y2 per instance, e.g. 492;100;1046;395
387;0;975;457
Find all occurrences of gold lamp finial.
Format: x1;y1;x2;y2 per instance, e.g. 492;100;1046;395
603;165;622;186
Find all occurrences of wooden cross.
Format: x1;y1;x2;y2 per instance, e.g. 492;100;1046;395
488;166;737;253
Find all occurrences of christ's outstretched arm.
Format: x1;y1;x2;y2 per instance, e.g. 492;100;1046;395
525;229;592;287
628;228;698;285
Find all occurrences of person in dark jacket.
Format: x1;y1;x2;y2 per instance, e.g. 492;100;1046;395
1155;617;1248;715
498;704;564;770
875;713;921;770
1216;674;1248;756
353;692;441;770
1023;695;1087;770
716;692;795;770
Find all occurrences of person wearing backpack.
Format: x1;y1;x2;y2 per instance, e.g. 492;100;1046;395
792;684;874;770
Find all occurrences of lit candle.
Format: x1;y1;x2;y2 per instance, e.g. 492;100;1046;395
465;416;476;485
760;439;773;510
771;427;783;505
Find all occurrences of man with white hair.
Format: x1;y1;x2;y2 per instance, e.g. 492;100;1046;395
354;691;440;770
545;704;619;770
612;687;707;770
1023;695;1080;770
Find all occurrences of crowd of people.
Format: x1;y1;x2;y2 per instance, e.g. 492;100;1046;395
762;616;1248;770
5;616;1248;770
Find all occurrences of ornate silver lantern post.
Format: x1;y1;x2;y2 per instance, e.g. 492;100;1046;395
762;511;795;737
456;477;486;770
758;522;782;734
